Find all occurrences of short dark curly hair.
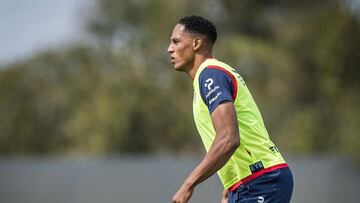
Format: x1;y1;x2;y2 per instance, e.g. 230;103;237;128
179;15;217;44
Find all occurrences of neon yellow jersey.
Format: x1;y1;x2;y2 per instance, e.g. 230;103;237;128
193;58;286;189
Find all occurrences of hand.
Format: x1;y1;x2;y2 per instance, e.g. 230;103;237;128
221;189;228;203
172;184;194;203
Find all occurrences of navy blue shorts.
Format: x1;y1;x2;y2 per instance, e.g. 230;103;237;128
228;167;293;203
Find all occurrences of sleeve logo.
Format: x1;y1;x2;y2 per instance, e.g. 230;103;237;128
204;78;214;90
204;78;221;105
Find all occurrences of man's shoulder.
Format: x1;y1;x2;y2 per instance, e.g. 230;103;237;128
198;66;231;84
200;59;234;76
194;58;233;87
203;58;231;69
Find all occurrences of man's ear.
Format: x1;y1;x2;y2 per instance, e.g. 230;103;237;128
193;37;202;51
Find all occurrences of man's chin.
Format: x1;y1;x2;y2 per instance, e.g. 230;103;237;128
173;64;186;72
174;67;185;72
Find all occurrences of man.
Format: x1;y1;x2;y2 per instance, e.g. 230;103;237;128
167;15;293;203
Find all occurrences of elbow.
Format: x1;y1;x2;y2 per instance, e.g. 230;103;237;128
223;135;240;152
231;138;240;150
230;132;240;150
234;138;240;149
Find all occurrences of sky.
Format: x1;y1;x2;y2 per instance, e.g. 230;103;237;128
0;0;91;65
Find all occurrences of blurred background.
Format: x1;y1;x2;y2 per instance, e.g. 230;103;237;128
0;0;359;202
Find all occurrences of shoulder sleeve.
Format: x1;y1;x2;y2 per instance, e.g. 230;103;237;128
198;67;235;113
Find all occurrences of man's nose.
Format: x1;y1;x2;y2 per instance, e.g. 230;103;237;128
167;44;174;53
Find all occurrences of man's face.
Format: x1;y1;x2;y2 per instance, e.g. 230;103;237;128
167;24;195;71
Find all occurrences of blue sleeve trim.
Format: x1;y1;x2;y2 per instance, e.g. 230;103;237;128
199;67;234;113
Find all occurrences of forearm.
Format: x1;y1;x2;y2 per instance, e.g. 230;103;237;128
182;135;239;190
172;102;239;203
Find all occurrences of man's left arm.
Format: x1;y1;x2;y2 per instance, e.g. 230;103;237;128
172;101;239;203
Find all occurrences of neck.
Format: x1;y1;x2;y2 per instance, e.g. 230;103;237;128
186;53;213;80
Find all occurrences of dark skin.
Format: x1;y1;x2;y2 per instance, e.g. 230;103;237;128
168;24;240;203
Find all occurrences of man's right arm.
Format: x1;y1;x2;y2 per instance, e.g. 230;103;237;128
172;101;239;203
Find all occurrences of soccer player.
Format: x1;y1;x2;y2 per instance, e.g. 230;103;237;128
167;15;293;203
